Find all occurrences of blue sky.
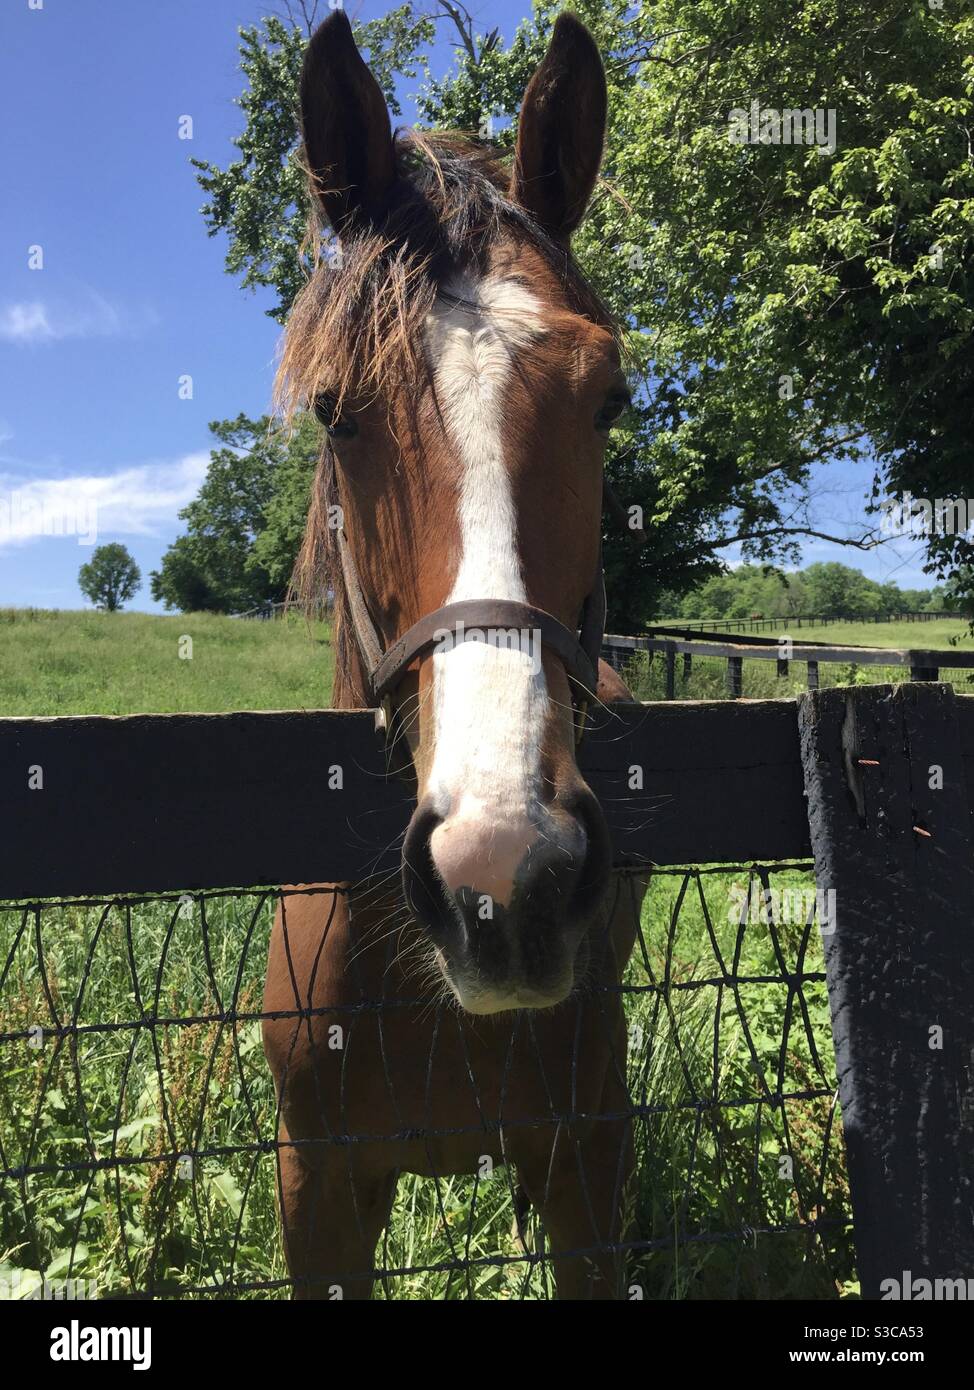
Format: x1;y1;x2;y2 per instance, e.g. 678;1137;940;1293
0;0;938;611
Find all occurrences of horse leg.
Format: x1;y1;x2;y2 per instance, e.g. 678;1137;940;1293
518;1068;636;1300
276;1129;398;1301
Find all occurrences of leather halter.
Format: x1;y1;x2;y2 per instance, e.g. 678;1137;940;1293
337;521;606;749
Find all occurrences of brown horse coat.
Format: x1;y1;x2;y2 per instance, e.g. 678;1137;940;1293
263;12;645;1299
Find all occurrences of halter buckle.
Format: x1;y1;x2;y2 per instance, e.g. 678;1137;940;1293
574;698;589;746
375;694;393;737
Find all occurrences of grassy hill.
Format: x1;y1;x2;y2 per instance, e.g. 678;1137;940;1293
0;608;333;716
1;607;972;717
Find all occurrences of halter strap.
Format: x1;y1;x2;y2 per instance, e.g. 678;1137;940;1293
331;455;643;749
337;529;603;707
372;596;602;703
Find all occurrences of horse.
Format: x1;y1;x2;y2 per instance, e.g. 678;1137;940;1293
262;9;644;1300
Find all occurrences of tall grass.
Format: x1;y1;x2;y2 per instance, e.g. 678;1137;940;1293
0;868;854;1300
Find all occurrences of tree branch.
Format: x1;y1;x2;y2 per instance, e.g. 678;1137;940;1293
660;525;888;566
278;0;321;38
430;1;497;66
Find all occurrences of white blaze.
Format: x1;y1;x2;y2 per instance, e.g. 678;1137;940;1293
424;276;548;837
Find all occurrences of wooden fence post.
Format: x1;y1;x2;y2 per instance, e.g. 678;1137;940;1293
727;655;743;698
664;643;676;700
798;683;974;1300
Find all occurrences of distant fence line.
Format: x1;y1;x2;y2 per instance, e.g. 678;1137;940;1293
603;625;974;700
233;601;289;620
233;597;333;620
651;611;955;634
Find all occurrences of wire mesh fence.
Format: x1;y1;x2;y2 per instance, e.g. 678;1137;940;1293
0;864;853;1300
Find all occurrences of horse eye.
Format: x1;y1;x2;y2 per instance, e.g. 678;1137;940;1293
313;394;357;439
595;390;631;434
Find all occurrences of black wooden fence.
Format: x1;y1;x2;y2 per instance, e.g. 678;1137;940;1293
1;685;972;1299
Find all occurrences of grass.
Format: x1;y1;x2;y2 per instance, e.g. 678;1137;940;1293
0;609;333;717
628;616;974;702
0;867;854;1301
755;617;974;649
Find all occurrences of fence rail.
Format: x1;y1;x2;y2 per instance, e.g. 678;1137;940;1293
232;597;333;620
0;700;822;897
602;628;974;699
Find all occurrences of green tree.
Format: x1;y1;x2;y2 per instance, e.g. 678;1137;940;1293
250;412;321;590
666;562;939;621
802;563;874;618
192;5;435;322
944;569;974;617
78;544;142;612
193;1;974;624
150;414;318;613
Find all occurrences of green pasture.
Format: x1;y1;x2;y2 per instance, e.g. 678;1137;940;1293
0;608;971;718
762;618;974;649
0;608;332;717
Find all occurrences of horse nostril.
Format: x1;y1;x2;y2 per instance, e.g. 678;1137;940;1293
404;790;611;940
402;800;452;939
561;786;612;920
402;788;612;1013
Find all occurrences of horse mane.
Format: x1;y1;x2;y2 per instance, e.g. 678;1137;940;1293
278;129;615;706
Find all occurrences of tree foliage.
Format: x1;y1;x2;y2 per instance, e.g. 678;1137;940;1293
192;7;435;321
192;1;974;624
663;562;947;622
78;544;142;613
150;414;319;613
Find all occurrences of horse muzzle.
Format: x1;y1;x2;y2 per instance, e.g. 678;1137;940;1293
402;784;612;1013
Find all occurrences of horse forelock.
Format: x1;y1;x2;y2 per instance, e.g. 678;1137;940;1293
275;130;613;423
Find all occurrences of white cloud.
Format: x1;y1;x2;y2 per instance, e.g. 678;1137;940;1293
0;303;55;342
0;453;209;549
0;291;154;345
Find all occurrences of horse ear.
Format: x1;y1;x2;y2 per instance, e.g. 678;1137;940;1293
510;14;607;242
300;10;395;233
